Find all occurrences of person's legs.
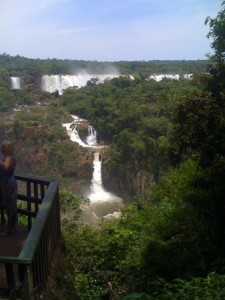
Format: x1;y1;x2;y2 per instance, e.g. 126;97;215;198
11;213;18;233
0;177;18;236
7;214;13;234
0;213;13;236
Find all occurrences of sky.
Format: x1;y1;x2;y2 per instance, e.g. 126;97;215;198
0;0;222;61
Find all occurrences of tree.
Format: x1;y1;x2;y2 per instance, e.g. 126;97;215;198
205;2;225;62
205;2;225;99
168;2;225;264
0;87;16;111
169;2;225;170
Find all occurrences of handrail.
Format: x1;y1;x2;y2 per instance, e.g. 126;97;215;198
0;174;61;299
19;180;59;262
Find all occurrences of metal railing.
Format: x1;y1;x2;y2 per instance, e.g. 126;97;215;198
0;174;61;299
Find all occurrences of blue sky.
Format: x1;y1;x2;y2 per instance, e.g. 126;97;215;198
0;0;222;61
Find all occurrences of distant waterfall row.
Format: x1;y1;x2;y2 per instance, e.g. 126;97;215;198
10;73;193;94
10;74;120;94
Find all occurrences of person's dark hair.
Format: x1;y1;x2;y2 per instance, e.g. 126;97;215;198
1;141;15;157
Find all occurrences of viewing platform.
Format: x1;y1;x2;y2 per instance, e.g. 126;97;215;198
0;174;61;300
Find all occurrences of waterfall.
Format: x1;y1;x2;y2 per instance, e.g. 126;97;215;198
183;74;193;79
62;115;123;224
41;74;120;95
63;118;97;147
82;151;122;223
86;126;97;145
41;75;66;95
149;74;180;81
88;152;117;202
11;77;21;90
8;73;192;95
70;125;87;146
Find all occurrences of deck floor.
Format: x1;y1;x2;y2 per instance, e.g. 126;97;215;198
0;224;28;289
0;224;28;256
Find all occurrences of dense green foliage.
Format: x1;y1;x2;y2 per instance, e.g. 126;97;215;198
168;1;225;265
0;53;208;76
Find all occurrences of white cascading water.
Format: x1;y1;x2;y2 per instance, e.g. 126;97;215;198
41;73;120;95
86;126;97;145
71;125;91;146
11;77;21;90
89;152;119;202
62;116;97;147
149;74;180;81
62;115;123;224
10;73;193;95
183;74;193;79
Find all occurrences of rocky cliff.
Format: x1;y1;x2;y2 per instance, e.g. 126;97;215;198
100;148;155;202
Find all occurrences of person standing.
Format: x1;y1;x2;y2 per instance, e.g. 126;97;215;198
0;141;18;236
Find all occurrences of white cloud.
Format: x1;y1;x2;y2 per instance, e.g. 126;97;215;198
50;27;95;37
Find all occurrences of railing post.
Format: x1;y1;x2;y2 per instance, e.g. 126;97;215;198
0;204;5;224
18;264;27;284
5;263;15;288
21;266;34;300
27;181;32;230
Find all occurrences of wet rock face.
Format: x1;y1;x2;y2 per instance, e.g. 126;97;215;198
10;75;43;92
102;166;154;203
100;148;155;202
76;123;89;141
23;75;36;86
